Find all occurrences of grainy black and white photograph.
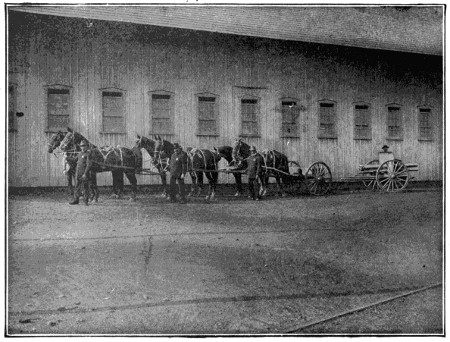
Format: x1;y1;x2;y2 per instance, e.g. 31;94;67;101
5;2;445;337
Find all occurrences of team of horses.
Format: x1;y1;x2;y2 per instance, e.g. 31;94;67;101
47;128;298;202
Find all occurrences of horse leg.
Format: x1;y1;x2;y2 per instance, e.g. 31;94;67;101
125;172;138;201
234;173;242;196
196;172;203;196
204;172;214;201
189;172;203;197
90;172;99;203
67;169;74;195
260;175;268;197
276;176;286;197
111;170;122;198
209;171;218;201
188;172;197;197
160;170;169;198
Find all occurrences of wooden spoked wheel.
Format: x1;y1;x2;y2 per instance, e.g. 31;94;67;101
362;159;379;190
305;161;332;195
376;159;409;192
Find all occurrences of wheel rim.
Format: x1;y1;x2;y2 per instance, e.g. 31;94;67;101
376;159;409;192
362;160;379;190
305;162;332;195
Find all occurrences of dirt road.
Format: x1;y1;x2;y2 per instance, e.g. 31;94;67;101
7;187;443;335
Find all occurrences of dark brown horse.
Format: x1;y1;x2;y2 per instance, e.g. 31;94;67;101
232;138;291;197
47;131;77;195
136;135;172;197
186;147;221;200
154;138;224;200
214;145;244;196
59;128;140;201
259;149;292;197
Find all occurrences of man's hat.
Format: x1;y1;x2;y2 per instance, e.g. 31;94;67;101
80;140;89;147
249;145;257;151
382;145;389;149
173;143;182;150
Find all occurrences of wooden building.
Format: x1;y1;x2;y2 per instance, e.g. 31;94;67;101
7;6;443;188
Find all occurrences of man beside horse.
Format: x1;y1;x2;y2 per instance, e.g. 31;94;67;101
69;140;92;206
169;143;188;204
247;145;264;201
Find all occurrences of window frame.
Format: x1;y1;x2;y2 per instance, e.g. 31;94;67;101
45;84;72;133
386;103;403;141
280;97;300;138
100;87;127;134
239;95;260;137
195;92;219;137
353;102;372;140
418;105;433;141
317;99;337;139
149;90;175;136
8;82;18;132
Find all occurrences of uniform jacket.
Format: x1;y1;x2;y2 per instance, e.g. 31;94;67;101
170;150;188;178
247;153;263;178
76;150;92;176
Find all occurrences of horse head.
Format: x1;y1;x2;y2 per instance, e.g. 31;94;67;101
60;130;89;152
136;135;156;155
154;136;174;160
232;138;250;166
47;131;66;153
215;146;233;164
59;131;75;152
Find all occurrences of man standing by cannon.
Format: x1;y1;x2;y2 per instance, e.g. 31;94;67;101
69;140;92;206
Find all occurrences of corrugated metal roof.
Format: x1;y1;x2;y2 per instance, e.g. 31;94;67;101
9;5;443;56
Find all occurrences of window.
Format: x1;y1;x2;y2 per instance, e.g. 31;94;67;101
354;103;371;140
281;99;300;138
8;83;17;132
240;97;259;136
387;105;402;140
102;90;125;133
418;107;433;141
197;94;218;136
150;91;174;135
318;101;337;138
47;86;71;132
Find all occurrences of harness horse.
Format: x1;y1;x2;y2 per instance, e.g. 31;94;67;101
136;135;172;197
186;147;221;200
214;146;245;196
59;128;140;201
47;131;77;195
232;138;291;197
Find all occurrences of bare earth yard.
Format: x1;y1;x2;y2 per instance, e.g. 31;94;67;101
7;186;444;335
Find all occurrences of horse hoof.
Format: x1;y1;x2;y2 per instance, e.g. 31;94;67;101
234;192;240;197
205;195;210;201
129;197;136;202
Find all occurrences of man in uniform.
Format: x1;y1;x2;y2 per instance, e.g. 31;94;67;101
69;140;92;206
169;143;188;204
247;145;263;201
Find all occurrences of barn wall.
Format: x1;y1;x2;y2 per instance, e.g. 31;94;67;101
8;12;443;187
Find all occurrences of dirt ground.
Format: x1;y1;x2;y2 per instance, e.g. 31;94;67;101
6;184;444;335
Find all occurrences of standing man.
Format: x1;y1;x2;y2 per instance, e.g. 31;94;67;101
247;145;263;201
169;143;188;204
69;140;92;206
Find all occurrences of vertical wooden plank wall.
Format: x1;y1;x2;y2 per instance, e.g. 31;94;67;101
8;14;443;188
